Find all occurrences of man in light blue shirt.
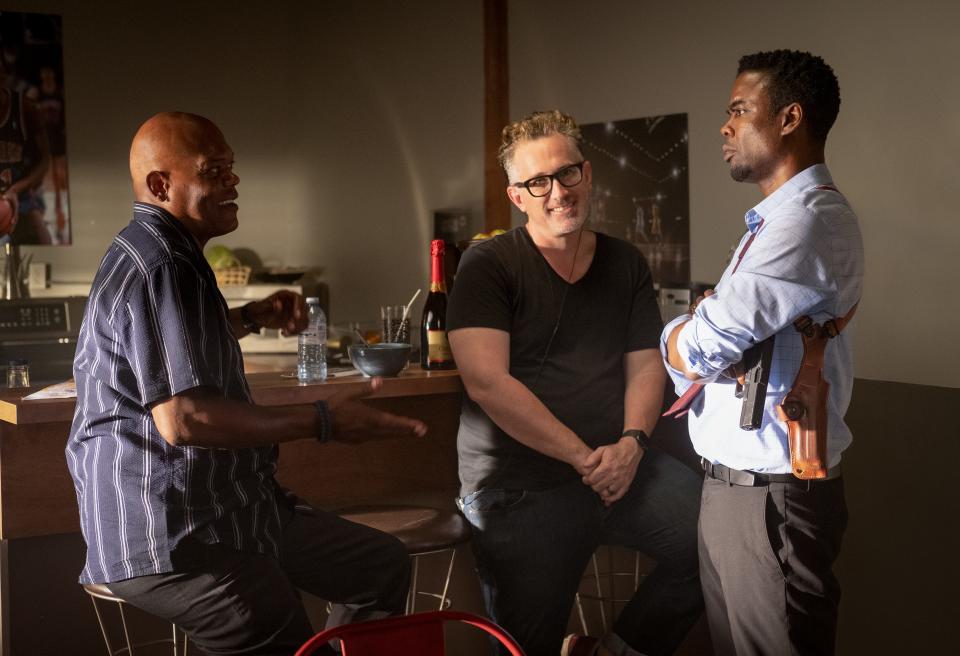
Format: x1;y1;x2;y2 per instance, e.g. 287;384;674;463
662;50;863;655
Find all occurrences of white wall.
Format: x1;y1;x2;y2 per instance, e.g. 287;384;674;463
509;0;959;388
14;0;483;325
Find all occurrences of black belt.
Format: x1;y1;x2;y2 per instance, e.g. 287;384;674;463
702;459;842;486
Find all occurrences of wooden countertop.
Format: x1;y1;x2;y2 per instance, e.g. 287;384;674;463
0;366;462;426
0;365;464;540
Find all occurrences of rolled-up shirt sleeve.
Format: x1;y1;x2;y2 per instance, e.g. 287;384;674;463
674;297;753;380
661;200;837;388
659;315;702;394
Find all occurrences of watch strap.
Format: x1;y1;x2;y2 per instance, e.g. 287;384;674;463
314;400;333;443
240;302;261;334
621;429;650;450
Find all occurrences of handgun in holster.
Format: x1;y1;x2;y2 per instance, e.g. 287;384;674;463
776;303;859;480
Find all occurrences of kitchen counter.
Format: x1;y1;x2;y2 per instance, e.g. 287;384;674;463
0;365;460;426
0;366;463;537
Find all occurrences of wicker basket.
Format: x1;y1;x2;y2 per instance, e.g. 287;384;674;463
214;265;252;286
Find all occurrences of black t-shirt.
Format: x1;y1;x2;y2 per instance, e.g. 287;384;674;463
447;227;663;495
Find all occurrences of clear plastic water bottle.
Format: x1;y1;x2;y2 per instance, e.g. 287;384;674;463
298;297;327;382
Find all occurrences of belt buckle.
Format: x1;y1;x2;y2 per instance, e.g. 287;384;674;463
700;458;720;482
704;459;734;486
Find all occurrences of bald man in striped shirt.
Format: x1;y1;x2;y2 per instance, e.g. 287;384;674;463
67;112;426;655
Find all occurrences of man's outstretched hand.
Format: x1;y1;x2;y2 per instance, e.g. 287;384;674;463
327;377;428;442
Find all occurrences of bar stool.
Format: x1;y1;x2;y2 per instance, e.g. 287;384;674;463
337;504;471;613
82;583;189;655
573;546;647;635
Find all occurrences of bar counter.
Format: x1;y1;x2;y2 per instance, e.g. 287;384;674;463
0;366;464;539
0;366;464;655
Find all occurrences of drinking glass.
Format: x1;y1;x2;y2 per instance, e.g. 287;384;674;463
6;360;29;388
380;305;410;344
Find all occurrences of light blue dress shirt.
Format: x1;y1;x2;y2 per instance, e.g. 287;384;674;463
661;164;864;473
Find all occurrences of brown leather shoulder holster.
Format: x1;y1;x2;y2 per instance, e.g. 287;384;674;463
777;303;859;479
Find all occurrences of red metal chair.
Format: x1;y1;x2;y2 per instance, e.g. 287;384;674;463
295;610;525;656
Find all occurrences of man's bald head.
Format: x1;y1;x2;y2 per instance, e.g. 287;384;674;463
130;112;224;200
129;112;240;246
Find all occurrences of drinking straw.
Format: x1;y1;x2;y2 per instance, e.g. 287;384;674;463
396;289;421;342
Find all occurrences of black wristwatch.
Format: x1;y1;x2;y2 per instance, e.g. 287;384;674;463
621;429;651;450
239;302;261;334
314;400;332;443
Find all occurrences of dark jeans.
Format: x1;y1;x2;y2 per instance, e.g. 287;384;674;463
699;474;848;656
107;502;410;656
460;448;704;656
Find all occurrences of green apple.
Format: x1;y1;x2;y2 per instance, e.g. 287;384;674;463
205;245;239;269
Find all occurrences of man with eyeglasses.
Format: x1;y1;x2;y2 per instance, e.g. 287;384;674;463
447;110;703;656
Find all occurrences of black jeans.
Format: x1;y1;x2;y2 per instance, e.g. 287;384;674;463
460;448;704;656
699;474;848;656
108;502;410;656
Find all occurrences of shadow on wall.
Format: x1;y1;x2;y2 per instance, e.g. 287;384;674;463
837;378;957;653
655;377;957;653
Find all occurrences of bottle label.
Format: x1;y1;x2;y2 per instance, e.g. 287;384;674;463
426;330;453;362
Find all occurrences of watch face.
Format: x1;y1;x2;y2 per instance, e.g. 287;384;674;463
623;429;650;449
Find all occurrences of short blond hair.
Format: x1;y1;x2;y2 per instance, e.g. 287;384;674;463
498;110;582;181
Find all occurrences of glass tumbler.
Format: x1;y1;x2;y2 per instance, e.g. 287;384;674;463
7;359;30;388
380;305;410;344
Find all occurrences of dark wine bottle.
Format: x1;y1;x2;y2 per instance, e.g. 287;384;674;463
420;239;455;370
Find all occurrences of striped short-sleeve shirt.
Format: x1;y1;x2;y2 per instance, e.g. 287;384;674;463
66;202;283;584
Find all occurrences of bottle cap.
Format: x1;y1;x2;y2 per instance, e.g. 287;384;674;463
8;359;27;367
306;297;320;303
430;239;445;256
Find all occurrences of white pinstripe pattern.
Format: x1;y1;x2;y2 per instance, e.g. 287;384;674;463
66;203;282;585
661;165;864;473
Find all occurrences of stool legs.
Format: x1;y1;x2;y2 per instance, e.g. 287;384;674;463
406;554;420;614
87;593;188;656
594;551;609;632
324;547;460;618
88;595;119;655
436;547;457;610
574;548;645;635
574;552;608;634
333;504;471;615
405;547;458;614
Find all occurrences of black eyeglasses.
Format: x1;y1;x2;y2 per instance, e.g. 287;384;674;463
513;162;585;197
